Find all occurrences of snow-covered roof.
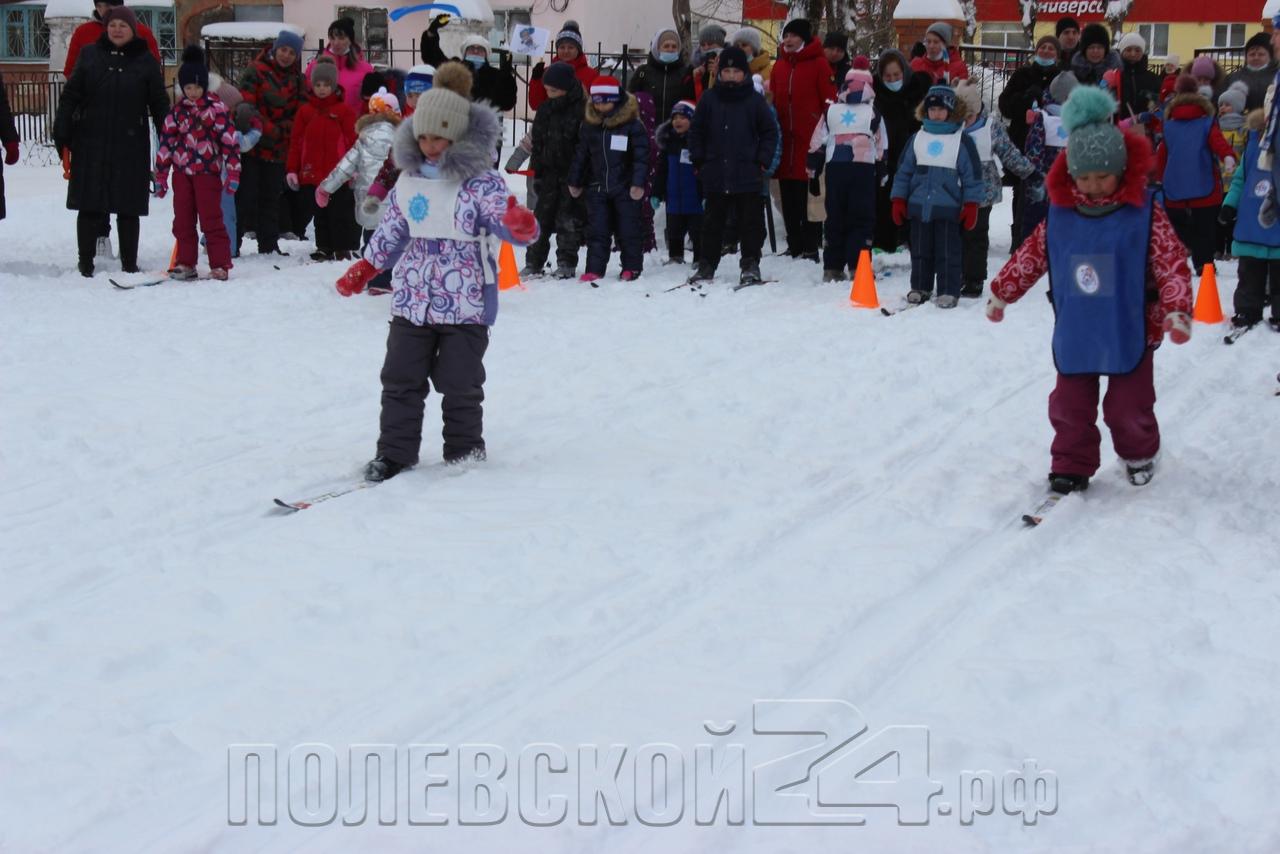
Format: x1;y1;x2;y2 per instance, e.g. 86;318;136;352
1263;0;1279;21
892;0;963;19
201;22;305;42
27;0;174;15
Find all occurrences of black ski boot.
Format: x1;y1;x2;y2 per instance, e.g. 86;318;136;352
78;259;94;278
364;457;410;482
553;265;576;280
1048;472;1090;494
687;264;715;285
739;263;763;286
960;281;984;298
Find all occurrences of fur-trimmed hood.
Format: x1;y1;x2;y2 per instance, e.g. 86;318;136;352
356;111;401;133
1168;91;1214;117
913;94;971;125
655;118;689;152
583;92;641;127
1046;128;1154;209
391;99;502;181
1247;107;1267;132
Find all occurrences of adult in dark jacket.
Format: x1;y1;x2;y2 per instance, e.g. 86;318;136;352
1070;23;1121;86
1114;32;1162;120
687;46;779;284
524;62;586;277
1055;17;1081;69
236;29;306;255
824;31;850;90
770;19;835;259
999;36;1061;151
628;28;695;124
0;71;18;221
456;35;519;112
872;48;929;251
1223;32;1278;111
53;7;167;277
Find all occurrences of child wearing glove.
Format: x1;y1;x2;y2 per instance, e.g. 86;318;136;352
889;83;983;308
287;56;358;261
986;88;1192;494
154;47;240;280
334;63;538;483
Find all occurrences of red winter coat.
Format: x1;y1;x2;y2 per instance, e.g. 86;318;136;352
909;51;969;85
287;91;357;186
1155;95;1237;208
769;38;836;181
529;52;599;111
63;17;160;79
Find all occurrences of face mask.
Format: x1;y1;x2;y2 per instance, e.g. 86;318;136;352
466;55;486;69
1247;62;1269;71
658;51;679;64
885;79;903;92
1034;55;1057;67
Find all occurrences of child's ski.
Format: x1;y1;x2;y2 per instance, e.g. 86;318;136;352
273;480;377;513
109;278;164;290
731;279;778;292
1224;324;1255;345
880;300;925;317
1022;491;1066;527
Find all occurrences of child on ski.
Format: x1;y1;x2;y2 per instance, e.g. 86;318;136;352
287;56;358;261
807;66;886;283
1157;74;1237;275
685;47;778;286
567;75;649;282
1218;107;1280;335
986;87;1192;494
653;99;704;266
523;61;587;279
955;79;1042;297
333;62;539;482
154;46;240;281
890;83;983;307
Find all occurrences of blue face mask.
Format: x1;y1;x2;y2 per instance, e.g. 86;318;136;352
658;51;680;64
466;54;486;69
1034;55;1057;67
885;79;903;91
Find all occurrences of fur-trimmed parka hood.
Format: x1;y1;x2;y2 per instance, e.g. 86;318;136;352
655;118;689;152
1247;107;1267;132
1046;128;1154;209
391;99;502;181
1168;91;1214;117
584;92;641;128
356;111;401;134
913;95;971;125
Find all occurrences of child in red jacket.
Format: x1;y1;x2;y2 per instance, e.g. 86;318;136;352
287;56;358;260
1156;74;1237;275
986;88;1192;494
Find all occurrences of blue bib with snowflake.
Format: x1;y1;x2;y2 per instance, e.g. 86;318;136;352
1047;192;1153;376
394;173;477;241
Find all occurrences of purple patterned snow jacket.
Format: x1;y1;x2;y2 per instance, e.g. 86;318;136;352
364;102;536;326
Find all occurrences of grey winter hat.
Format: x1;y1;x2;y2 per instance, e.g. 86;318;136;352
310;55;339;90
697;23;727;46
1048;70;1079;105
730;27;761;56
1218;80;1248;114
926;21;953;46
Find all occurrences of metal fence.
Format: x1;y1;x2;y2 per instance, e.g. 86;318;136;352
3;71;64;165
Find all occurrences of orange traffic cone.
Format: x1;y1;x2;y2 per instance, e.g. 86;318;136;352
1192;263;1224;324
849;249;879;309
497;241;523;291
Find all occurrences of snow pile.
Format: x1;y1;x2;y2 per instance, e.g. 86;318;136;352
202;21;305;41
892;0;963;20
1;159;1279;853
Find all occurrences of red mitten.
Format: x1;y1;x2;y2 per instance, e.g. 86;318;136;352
1025;108;1037;126
501;195;537;243
960;201;978;231
1163;311;1192;344
892;197;907;225
985;295;1006;323
336;258;378;297
4;140;18;166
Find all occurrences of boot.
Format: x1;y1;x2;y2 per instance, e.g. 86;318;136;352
444;448;487;466
78;259;94;278
364;457;410;483
687;264;715;285
960;281;984;298
169;265;198;281
620;269;641;281
310;249;333;262
906;289;929;305
1048;472;1090;494
822;268;845;283
1124;459;1155;486
739;262;763;286
936;294;958;309
553;265;576;280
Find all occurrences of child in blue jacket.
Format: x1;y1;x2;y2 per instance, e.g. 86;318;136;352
653;100;703;265
890;84;984;307
1219;108;1280;333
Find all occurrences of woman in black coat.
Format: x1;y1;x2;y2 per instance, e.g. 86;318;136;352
54;6;168;277
0;71;20;221
872;48;929;251
628;28;695;124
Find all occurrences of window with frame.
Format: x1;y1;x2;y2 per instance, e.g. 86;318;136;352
336;7;389;66
978;23;1029;50
2;7;49;61
1133;24;1169;58
487;8;531;52
134;7;177;64
1213;23;1245;48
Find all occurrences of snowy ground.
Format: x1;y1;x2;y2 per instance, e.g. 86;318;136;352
2;160;1279;853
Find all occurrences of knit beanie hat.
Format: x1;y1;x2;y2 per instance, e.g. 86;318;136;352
717;46;750;75
1048;70;1079;105
1218;81;1248;113
1035;35;1061;55
1116;32;1145;55
328;17;356;43
1079;23;1111;54
730;27;760;55
1062;87;1126;177
555;25;583;52
412;62;472;141
852;54;871;69
311;55;339;91
1245;31;1273;59
842;67;874;103
824;31;848;52
1174;73;1199;95
274;27;303;56
103;5;137;35
589;75;623;104
1164;54;1181;67
671;99;696;120
367;86;401;116
923;84;956;114
541;61;576;92
782;18;812;42
1190;55;1216;79
405;64;435;94
177;44;208;90
1055;16;1080;37
697;23;727;46
953;79;982;115
926;21;953;46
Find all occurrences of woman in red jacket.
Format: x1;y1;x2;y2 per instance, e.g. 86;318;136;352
769;18;835;260
287;57;358;260
910;22;969;85
529;22;599;111
63;0;160;78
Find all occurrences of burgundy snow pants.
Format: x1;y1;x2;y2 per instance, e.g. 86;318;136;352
1047;349;1159;477
173;172;231;270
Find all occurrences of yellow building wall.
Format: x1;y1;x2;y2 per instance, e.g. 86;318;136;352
1015;20;1268;62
